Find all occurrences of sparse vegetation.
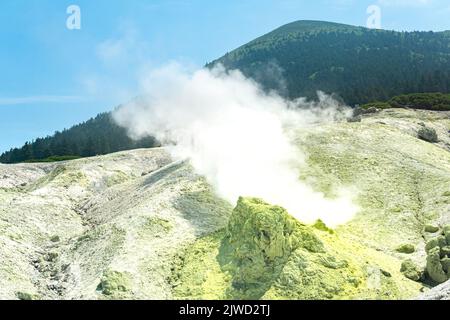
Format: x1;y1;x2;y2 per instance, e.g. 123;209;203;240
390;93;450;111
362;93;450;112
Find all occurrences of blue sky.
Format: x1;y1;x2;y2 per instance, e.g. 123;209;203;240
1;0;450;153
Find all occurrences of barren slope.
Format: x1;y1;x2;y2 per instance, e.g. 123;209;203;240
0;109;449;300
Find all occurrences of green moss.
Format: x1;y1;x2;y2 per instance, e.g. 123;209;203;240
98;270;132;296
396;244;416;254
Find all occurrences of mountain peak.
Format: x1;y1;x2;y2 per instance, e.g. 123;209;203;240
256;20;364;42
212;20;450;104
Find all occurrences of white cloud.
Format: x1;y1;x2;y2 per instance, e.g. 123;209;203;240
113;63;359;227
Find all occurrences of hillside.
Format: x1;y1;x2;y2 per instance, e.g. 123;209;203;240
1;108;449;300
0;112;158;164
210;20;450;105
2;20;450;164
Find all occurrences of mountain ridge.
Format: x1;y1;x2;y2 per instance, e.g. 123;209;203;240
2;20;450;163
211;20;450;104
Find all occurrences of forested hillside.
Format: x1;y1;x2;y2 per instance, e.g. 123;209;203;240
0;113;158;164
211;20;450;105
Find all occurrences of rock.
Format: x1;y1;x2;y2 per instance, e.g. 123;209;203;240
226;197;323;296
396;243;415;254
418;127;438;143
425;236;446;253
426;247;448;284
16;292;38;300
444;225;450;244
318;255;348;269
352;107;364;117
46;252;59;262
347;116;362;123
418;280;450;300
441;258;450;273
381;269;392;277
424;225;440;233
98;270;132;296
441;246;450;257
444;225;450;235
353;107;379;117
400;259;422;282
365;107;379;114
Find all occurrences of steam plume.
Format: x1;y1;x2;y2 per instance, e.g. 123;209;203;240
113;63;358;226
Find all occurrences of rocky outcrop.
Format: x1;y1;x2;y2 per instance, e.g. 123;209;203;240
224;197;323;298
425;226;450;284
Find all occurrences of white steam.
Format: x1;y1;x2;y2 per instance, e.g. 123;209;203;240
113;63;358;226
